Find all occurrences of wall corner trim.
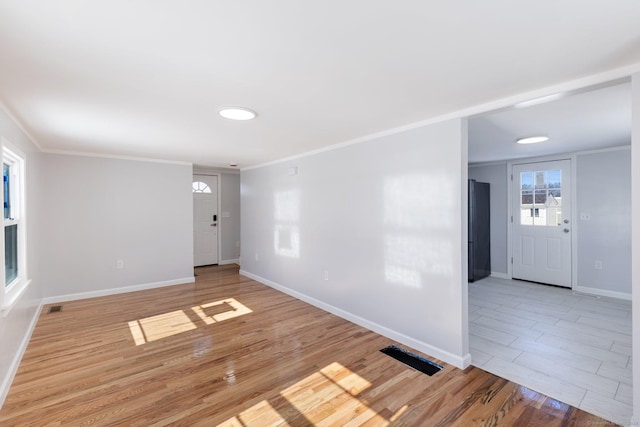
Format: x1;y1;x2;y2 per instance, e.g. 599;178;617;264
572;286;631;301
239;269;469;369
0;300;43;409
41;277;196;305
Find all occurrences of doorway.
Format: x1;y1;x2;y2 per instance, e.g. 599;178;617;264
511;159;572;288
193;174;219;266
467;79;634;424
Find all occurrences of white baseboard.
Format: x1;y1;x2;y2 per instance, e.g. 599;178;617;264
490;272;509;280
219;259;240;266
42;277;195;305
239;269;471;369
572;285;631;301
0;300;43;409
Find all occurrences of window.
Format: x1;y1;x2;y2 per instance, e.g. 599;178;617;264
519;169;562;226
192;181;212;193
1;139;28;312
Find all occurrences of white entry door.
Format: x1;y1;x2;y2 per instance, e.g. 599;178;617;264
512;160;572;287
193;175;219;266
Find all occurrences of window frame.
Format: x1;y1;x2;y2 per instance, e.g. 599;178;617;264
1;138;29;314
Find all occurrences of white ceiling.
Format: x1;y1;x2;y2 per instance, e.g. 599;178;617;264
468;81;632;164
0;1;639;168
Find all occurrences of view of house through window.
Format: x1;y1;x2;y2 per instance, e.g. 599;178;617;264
3;158;18;286
520;169;562;226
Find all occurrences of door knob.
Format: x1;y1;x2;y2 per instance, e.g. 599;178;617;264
564;219;569;224
563;228;570;233
211;223;217;227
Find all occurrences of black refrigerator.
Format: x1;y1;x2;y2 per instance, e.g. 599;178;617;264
468;179;491;282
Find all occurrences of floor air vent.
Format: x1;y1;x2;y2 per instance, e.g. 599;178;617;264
48;305;63;313
380;345;443;376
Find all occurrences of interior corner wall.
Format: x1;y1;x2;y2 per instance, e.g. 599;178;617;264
576;148;631;295
0;109;44;406
220;173;241;262
40;154;194;299
240;118;469;368
630;72;640;424
468;163;508;276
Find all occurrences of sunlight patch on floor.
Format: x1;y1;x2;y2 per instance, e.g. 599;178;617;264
218;362;397;426
128;298;252;345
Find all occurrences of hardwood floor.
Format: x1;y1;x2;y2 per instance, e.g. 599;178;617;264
0;265;617;426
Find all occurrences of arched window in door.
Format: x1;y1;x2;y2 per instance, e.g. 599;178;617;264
192;181;212;193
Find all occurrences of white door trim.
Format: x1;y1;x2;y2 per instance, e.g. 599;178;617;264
506;154;578;288
193;173;222;266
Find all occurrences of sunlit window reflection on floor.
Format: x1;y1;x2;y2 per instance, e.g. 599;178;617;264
128;310;197;346
191;298;253;325
128;298;252;346
218;362;409;426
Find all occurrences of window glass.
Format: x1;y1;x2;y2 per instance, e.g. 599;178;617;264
2;143;27;301
3;163;10;219
520;169;562;226
4;224;17;286
192;181;212;193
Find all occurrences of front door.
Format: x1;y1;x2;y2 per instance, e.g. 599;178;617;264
193;175;219;266
512;160;572;287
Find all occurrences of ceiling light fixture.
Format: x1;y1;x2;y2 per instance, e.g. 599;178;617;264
229;163;238;167
219;107;257;121
516;136;549;145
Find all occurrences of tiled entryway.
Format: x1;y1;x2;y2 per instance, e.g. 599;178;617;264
469;276;632;425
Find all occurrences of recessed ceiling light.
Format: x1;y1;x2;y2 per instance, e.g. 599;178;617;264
516;136;549;145
229;163;238;167
219;107;257;121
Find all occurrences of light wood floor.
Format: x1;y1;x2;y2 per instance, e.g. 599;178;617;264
0;265;616;426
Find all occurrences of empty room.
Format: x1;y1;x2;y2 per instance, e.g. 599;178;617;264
1;2;639;426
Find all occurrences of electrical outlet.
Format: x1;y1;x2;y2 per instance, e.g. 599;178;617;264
116;259;124;269
255;253;259;261
595;260;602;270
580;212;591;221
236;241;241;248
323;270;329;281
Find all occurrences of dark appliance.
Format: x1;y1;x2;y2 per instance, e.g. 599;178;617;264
468;179;491;282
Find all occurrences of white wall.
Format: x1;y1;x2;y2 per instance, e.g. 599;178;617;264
0;108;43;405
220;172;241;263
41;154;194;299
241;119;470;368
631;72;640;424
468;163;508;276
576;148;631;296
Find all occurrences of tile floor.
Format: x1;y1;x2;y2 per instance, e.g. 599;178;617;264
469;276;632;425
